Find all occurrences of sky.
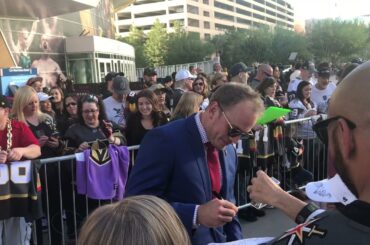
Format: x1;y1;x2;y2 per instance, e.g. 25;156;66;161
287;0;370;21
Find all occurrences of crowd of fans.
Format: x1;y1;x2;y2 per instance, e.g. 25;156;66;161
0;58;362;244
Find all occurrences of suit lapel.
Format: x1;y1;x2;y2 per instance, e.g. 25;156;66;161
185;115;212;200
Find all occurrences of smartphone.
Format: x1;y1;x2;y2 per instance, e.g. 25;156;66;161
35;130;46;138
51;132;60;138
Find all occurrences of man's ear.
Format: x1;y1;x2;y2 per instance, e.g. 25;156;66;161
337;118;355;160
207;101;219;118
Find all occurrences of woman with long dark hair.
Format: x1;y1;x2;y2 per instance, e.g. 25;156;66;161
289;81;321;179
125;89;167;147
64;94;125;151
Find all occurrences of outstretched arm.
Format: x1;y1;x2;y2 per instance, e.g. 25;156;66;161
247;170;307;221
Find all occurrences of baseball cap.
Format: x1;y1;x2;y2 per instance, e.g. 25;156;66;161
175;69;196;82
112;76;131;95
26;77;43;86
104;72;118;82
149;83;166;92
0;95;10;109
37;92;53;102
317;63;331;77
305;174;357;205
144;67;157;76
163;75;173;84
229;62;249;78
301;61;316;72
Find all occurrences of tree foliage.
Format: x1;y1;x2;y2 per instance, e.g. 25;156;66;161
118;25;147;67
166;21;214;65
117;18;370;69
271;27;311;63
143;20;168;67
306;19;369;63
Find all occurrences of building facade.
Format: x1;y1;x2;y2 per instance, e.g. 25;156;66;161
116;0;295;39
0;0;137;88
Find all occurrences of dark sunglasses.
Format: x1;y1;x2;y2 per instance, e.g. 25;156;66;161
263;71;272;77
193;82;204;86
66;102;77;107
313;116;356;145
221;108;249;137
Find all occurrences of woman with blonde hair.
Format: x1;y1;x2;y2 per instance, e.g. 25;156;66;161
78;195;190;245
192;76;210;110
171;91;203;121
12;85;65;244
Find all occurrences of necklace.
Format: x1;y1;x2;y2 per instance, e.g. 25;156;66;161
6;120;12;152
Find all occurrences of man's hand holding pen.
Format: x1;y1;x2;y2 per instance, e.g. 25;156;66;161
197;193;238;228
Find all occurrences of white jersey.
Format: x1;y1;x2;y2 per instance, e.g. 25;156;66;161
103;96;125;127
311;82;336;113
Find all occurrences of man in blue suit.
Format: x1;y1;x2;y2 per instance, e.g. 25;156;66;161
125;83;264;244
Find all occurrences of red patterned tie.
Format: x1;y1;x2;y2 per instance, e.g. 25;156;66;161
206;142;221;195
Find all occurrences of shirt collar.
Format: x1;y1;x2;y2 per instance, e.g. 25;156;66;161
195;112;208;144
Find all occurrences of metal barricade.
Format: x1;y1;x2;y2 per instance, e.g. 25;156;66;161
14;118;327;244
32;145;139;245
235;116;327;209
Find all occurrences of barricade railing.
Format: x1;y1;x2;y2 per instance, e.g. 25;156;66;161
32;145;140;245
235;116;328;210
22;117;326;244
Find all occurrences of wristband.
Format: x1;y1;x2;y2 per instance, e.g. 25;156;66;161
295;202;319;224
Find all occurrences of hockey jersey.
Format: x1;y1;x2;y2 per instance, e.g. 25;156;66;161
75;145;129;200
0;160;42;220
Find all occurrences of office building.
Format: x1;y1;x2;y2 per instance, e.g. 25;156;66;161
116;0;295;39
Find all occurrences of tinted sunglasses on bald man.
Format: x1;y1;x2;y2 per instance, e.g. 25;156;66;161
313;116;356;145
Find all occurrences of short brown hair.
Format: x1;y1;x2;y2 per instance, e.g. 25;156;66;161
78;195;190;245
210;82;264;113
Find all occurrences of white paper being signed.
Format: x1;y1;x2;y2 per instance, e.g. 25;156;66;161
208;237;274;245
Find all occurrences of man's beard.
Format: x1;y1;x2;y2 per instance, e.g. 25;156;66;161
332;132;359;197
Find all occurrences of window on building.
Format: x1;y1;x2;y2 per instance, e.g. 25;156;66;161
169;5;184;14
236;0;251;7
253;13;265;20
214;1;234;11
204;21;210;29
253;4;265;13
277;13;285;20
187;5;199;14
266;17;275;24
204;11;210;16
188;18;200;27
215;23;234;31
215;12;234;22
117;12;131;20
266;2;275;9
204;33;211;40
254;0;265;4
277;0;285;6
119;26;130;32
237;17;252;25
236;8;251;16
277;6;286;13
134;10;166;18
203;0;209;4
170;19;185;27
266;9;275;16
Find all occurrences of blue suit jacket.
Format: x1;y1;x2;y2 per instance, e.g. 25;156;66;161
125;115;243;244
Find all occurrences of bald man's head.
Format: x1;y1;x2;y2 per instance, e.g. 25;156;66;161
256;64;272;81
329;61;370;125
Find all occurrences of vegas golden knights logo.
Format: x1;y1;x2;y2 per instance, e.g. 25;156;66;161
90;148;111;166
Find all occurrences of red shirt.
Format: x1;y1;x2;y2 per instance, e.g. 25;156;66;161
0;120;39;150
